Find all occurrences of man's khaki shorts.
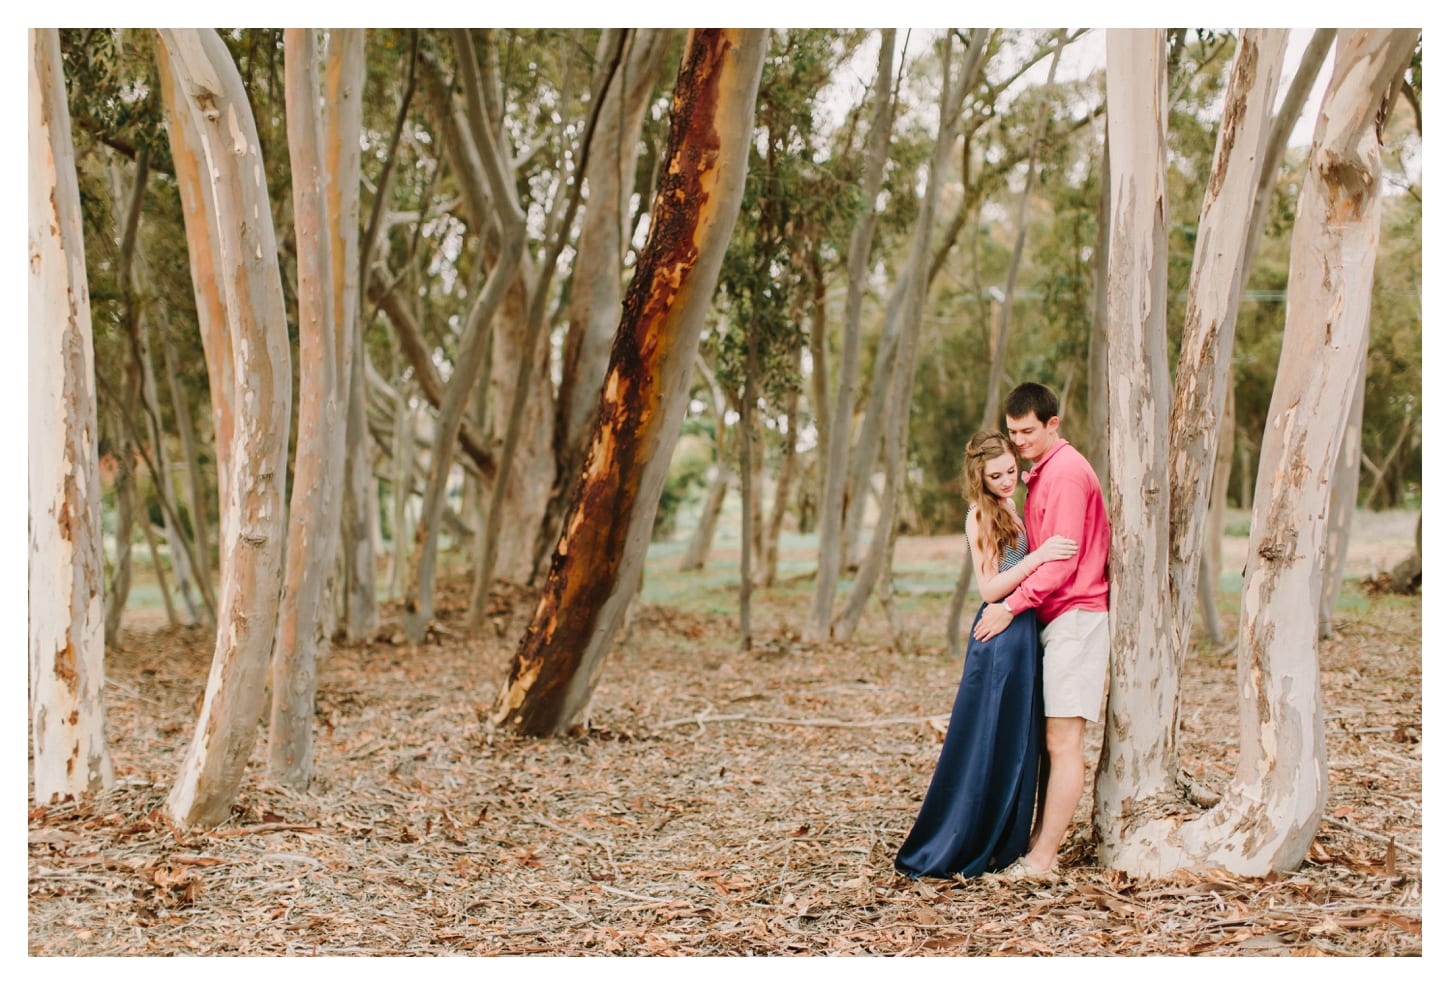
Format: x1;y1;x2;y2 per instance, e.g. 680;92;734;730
1041;608;1109;722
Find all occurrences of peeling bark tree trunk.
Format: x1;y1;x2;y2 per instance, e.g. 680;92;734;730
1163;27;1287;729
341;304;379;641
29;27;114;804
1096;29;1177;816
157;28;293;828
806;28;895;641
1201;28;1337;590
492;29;767;736
1095;29;1417;876
269;28;361;790
1097;31;1287;853
320;29;365;641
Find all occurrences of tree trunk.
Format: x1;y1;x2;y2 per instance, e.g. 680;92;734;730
979;34;1064;431
1097;29;1417;876
161;326;217;617
268;28;360;791
103;150;156;638
840;275;908;570
104;425;137;641
139;326;201;625
1096;31;1289;858
106;148;203;628
1162;27;1287;708
388;388;418;600
1085;131;1111;485
29;27;115;804
806;30;895;640
1095;30;1177;826
762;384;800;589
680;356;731;572
492;29;767;736
738;337;758;651
1320;336;1367;637
341;301;380;641
474;23;626;600
156;28;293;828
1204;383;1234;596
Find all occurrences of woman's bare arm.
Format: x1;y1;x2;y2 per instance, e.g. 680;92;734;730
968;510;1078;603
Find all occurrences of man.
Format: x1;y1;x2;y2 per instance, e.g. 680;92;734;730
972;381;1110;880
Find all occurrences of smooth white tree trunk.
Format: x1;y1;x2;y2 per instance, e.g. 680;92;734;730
1096;29;1177;821
29;27;114;804
157;28;293;827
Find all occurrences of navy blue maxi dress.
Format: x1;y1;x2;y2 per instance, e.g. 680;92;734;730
894;527;1046;879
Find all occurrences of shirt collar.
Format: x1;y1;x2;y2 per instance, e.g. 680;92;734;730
1023;438;1069;485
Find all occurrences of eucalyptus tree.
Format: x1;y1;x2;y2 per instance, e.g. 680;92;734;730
155;28;293;827
29;27;115;804
1094;28;1417;876
268;29;364;791
493;29;767;735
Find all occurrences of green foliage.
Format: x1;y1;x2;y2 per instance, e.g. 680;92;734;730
714;29;859;412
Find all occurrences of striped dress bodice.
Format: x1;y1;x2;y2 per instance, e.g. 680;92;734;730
966;507;1028;572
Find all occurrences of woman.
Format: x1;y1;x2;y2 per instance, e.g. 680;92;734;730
895;430;1077;879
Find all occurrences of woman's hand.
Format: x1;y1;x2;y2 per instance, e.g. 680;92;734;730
1030;534;1079;568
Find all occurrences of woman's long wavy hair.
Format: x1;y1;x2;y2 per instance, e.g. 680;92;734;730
961;430;1022;570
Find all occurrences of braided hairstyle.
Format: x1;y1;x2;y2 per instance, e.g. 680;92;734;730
961;430;1023;571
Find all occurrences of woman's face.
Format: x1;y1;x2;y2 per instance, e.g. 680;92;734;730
981;451;1019;501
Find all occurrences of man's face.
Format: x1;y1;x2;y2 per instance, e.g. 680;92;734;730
1005;411;1060;463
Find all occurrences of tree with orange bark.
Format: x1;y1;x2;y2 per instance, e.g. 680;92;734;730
493;29;768;735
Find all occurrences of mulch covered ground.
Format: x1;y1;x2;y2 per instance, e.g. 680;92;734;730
28;572;1421;957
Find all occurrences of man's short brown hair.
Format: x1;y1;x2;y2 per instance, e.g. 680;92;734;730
1004;382;1059;424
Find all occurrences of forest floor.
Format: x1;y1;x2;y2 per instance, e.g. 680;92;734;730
27;511;1422;958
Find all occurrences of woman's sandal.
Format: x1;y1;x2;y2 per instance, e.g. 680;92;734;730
988;858;1059;883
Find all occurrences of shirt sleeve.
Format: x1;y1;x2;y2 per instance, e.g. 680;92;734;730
1003;469;1091;613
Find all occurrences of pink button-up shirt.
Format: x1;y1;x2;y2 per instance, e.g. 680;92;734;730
1002;439;1109;625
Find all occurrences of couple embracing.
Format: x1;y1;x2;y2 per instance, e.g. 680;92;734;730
896;382;1110;883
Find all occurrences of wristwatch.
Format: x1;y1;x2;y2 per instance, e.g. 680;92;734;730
1001;599;1013;614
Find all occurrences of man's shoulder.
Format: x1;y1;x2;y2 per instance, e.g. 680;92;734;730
1039;441;1094;479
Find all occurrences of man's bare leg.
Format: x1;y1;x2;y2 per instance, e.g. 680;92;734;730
1022;715;1085;871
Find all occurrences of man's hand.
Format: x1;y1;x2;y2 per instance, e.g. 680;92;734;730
973;602;1014;642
